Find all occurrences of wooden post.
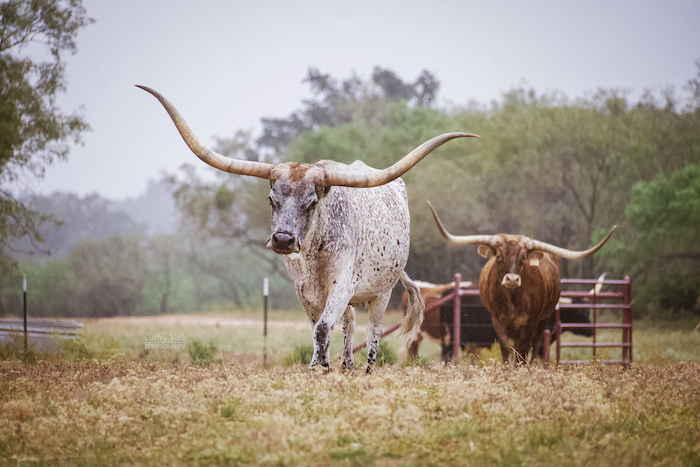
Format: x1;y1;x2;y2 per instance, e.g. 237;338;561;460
452;273;461;361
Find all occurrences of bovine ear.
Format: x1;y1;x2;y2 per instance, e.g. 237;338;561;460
315;184;331;199
527;250;544;260
477;244;495;258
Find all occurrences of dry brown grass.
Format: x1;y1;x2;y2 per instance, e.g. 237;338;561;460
2;311;699;465
1;358;699;466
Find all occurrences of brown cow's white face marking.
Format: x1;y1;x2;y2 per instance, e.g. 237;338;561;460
478;236;528;289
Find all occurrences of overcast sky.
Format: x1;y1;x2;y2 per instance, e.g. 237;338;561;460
26;0;700;200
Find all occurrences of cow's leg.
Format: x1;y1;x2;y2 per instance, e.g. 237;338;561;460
529;318;549;364
365;290;392;374
341;305;356;371
310;274;354;371
490;318;511;363
512;338;531;365
408;333;423;360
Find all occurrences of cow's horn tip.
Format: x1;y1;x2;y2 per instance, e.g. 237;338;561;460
135;85;155;94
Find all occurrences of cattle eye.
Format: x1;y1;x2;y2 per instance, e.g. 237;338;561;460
302;199;317;212
268;195;279;208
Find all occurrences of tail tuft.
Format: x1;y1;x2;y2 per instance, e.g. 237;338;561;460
398;272;425;348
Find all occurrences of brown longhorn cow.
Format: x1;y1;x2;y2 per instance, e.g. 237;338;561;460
427;201;615;364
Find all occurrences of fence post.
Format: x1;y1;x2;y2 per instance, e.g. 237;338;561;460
452;273;461;361
555;303;561;365
623;276;633;367
263;277;269;368
23;274;27;354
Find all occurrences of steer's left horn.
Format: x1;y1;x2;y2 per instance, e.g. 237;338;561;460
528;226;617;260
323;133;479;188
427;201;498;246
137;86;275;180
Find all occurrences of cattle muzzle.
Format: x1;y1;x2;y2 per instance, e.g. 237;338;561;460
501;274;522;289
267;231;301;255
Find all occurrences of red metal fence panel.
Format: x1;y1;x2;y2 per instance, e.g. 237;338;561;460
556;276;633;367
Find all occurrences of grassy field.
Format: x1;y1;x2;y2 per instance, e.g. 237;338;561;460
1;309;699;466
68;308;700;367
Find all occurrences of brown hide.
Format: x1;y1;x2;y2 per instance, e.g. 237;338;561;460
478;235;561;363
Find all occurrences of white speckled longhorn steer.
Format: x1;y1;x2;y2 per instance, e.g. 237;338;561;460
138;85;478;372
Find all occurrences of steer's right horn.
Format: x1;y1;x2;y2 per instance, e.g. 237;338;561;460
427;201;499;246
527;226;616;260
323;133;479;188
137;86;274;180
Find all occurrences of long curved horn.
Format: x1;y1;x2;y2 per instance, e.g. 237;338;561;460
528;226;616;260
323;133;479;188
137;85;274;179
427;201;498;246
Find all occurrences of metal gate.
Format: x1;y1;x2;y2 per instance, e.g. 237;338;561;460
544;276;633;367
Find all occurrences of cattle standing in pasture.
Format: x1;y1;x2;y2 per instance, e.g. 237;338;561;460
138;86;479;373
427;201;615;364
401;282;596;361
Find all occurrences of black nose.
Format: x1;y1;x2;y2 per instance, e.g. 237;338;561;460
269;232;299;254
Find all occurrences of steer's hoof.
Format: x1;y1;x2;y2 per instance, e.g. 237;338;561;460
308;362;331;374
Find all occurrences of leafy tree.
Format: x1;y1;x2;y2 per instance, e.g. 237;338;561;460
68;235;145;317
145;233;181;314
0;0;93;272
256;66;441;159
168;64;700;315
602;163;700;314
18;260;74;316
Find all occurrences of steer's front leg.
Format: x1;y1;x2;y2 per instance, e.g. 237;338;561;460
310;274;354;372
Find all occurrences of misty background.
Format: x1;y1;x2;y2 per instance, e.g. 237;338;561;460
1;0;699;318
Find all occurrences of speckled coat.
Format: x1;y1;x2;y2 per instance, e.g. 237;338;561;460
270;160;423;373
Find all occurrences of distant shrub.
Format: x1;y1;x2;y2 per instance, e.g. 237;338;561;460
189;340;218;367
61;335;121;361
61;339;95;360
284;344;314;366
638;272;700;317
0;332;43;363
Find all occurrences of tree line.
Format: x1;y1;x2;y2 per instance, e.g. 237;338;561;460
165;64;700;317
1;1;698;317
